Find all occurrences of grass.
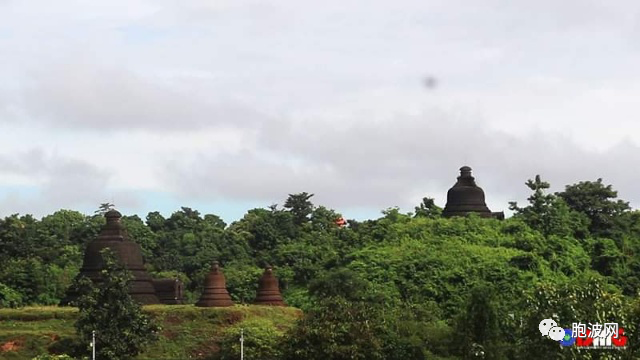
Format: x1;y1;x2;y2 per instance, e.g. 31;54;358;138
0;305;302;360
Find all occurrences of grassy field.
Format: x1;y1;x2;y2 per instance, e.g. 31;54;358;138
0;305;302;360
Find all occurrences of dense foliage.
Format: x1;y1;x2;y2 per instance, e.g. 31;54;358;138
1;175;640;358
71;249;159;360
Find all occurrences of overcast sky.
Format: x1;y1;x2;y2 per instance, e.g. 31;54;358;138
1;0;640;223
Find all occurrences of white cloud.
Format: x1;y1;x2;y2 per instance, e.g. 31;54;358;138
19;62;268;131
164;109;640;213
1;0;640;218
0;149;140;216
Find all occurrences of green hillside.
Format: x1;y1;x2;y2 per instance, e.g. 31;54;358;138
0;305;301;359
3;181;640;358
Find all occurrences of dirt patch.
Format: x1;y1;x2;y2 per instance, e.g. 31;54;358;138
1;340;21;352
191;341;220;359
222;311;244;324
162;329;178;340
164;315;184;325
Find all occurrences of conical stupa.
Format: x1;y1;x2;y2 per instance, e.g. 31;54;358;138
61;210;159;305
253;266;286;306
196;261;234;307
442;166;503;219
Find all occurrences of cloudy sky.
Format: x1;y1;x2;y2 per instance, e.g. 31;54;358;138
1;0;640;223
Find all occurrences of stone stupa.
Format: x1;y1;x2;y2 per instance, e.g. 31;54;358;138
442;166;504;219
253;266;286;306
196;261;234;307
61;210;159;305
153;278;185;305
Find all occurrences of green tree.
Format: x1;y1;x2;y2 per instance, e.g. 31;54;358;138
284;192;314;225
228;208;295;254
37;210;87;261
145;211;166;232
456;285;503;360
121;215;158;260
222;263;263;304
519;276;630;359
509;175;589;238
0;282;23;308
31;355;75;360
282;296;386;360
147;207;238;296
308;268;371;301
310;206;343;231
0;214;38;261
414;197;442;218
73;248;159;360
94;203;115;216
216;319;286;360
591;238;624;276
0;258;64;304
557;178;630;238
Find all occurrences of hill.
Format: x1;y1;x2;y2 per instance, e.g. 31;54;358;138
0;305;302;359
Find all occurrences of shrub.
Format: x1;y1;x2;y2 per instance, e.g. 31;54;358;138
0;282;23;308
215;318;285;360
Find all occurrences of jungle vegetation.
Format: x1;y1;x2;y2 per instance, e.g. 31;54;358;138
2;177;640;359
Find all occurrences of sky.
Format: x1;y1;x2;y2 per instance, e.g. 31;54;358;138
1;0;640;224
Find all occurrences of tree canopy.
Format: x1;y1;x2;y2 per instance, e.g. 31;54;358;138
1;177;640;358
72;248;159;360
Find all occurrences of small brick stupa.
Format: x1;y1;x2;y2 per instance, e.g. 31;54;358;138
153;278;185;305
196;261;234;307
61;210;159;305
253;266;286;306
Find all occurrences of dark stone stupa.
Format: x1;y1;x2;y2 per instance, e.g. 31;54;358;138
196;262;234;307
253;266;286;306
153;279;185;305
442;166;504;219
61;210;159;305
